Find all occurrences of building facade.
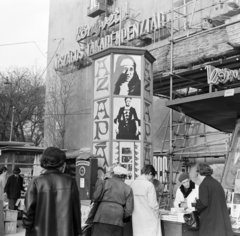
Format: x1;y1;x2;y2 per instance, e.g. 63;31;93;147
45;0;240;184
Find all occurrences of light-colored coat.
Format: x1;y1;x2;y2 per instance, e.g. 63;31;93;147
130;175;162;236
174;184;199;209
0;175;6;201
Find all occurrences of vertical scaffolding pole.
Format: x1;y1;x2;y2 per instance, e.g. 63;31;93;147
169;0;174;207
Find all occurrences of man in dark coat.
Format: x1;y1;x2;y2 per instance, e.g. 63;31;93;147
22;147;81;236
4;167;25;210
193;162;233;236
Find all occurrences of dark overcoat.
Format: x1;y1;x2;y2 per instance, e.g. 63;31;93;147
22;169;81;236
4;174;24;199
196;176;233;236
93;176;133;227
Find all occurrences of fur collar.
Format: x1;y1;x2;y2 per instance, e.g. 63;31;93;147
180;180;195;198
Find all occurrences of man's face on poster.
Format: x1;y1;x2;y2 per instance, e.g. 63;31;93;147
121;59;134;82
125;98;132;107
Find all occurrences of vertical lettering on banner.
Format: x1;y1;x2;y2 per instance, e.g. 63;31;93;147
144;143;152;164
144;60;151;81
144;101;152;143
95;57;109;77
94;121;109;140
144;123;151;142
96;76;109;92
144;102;151;123
144;59;152;101
93;141;109;179
144;79;151;98
94;55;110;99
94;99;109;120
93;98;109;140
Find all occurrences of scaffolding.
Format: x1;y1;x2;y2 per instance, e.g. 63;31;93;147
153;0;240;208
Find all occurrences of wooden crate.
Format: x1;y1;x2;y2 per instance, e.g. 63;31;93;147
4;221;17;234
4;210;18;222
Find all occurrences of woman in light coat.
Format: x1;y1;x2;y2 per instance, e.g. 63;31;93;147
130;165;161;236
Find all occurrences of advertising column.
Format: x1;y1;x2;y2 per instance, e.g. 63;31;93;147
91;47;155;181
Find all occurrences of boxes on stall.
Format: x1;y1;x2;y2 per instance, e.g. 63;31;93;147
4;210;18;222
4;221;17;234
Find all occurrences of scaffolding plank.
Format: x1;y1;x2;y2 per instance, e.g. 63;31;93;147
166;87;240;133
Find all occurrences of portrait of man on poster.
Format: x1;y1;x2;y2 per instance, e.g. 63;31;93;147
113;55;141;96
114;97;141;140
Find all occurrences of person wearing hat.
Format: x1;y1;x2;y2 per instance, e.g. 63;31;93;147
91;165;133;236
194;163;233;236
174;172;199;209
22;147;81;236
4;166;25;210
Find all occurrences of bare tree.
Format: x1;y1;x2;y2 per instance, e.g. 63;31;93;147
44;70;78;149
0;67;45;146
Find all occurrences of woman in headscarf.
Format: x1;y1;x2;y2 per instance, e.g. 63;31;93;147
91;166;133;236
113;55;141;96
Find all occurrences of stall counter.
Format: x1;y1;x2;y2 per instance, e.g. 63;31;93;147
161;220;198;236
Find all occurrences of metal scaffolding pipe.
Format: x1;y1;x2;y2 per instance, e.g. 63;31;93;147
169;0;174;207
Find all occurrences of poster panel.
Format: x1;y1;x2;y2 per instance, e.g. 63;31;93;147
113;97;141;140
119;142;134;181
113;54;141;96
94;55;111;99
93;98;110;141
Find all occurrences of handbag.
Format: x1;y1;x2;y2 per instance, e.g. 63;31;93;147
85;180;105;225
183;211;200;231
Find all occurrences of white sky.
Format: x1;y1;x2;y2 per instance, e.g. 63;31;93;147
0;0;49;71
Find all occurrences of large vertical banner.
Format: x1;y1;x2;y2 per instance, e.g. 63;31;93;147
91;48;155;182
143;59;153;166
92;55;111;178
112;54;142;181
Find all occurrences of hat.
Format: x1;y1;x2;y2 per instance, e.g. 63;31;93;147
13;167;21;174
113;166;128;176
40;147;66;169
178;173;189;183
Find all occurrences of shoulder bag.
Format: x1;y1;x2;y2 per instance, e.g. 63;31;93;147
85;180;105;225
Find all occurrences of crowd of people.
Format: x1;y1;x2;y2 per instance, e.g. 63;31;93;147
0;146;235;236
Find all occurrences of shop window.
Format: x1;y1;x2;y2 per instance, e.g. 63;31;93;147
15;155;34;164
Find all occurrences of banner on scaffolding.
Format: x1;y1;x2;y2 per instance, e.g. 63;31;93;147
205;65;240;85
